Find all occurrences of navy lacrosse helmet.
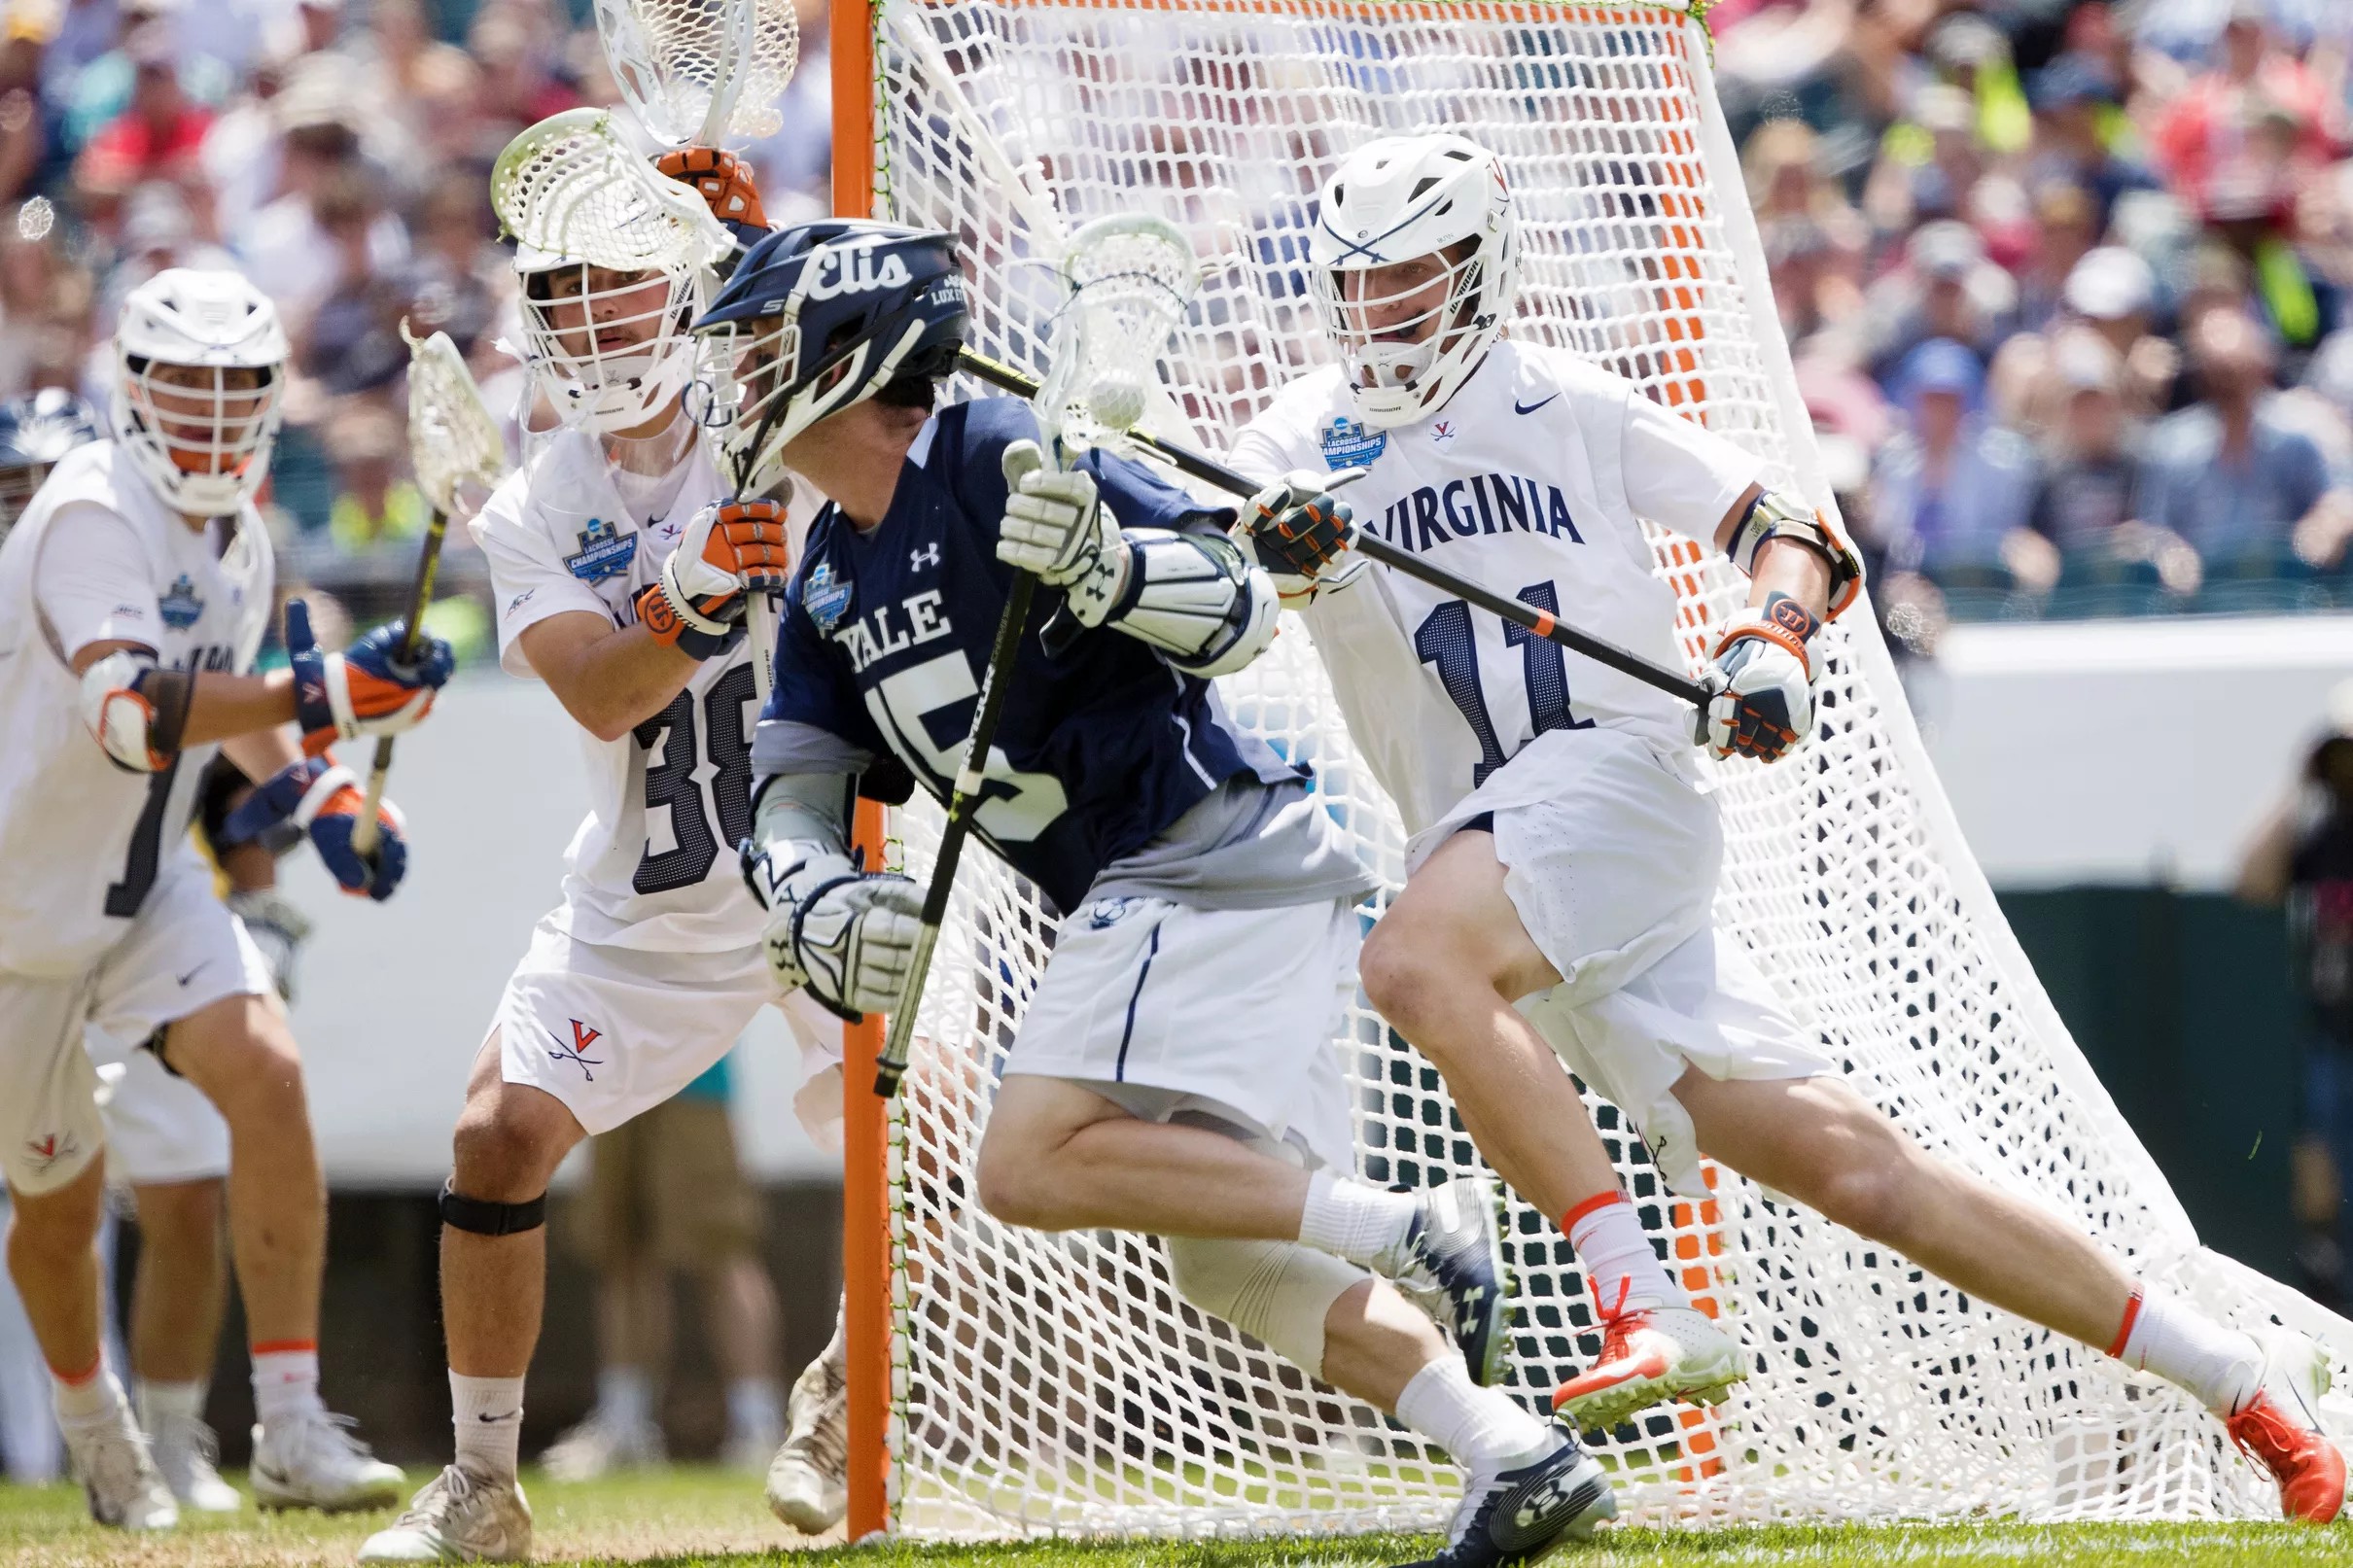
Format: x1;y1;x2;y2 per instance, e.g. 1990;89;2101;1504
0;387;100;537
692;220;966;491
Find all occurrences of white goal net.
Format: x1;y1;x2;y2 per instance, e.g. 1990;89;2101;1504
848;0;2353;1534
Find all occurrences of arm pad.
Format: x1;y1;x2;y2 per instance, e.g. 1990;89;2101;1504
78;648;191;774
1100;529;1281;679
1723;489;1865;620
748;768;856;866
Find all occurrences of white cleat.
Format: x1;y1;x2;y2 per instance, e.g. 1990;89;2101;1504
62;1411;179;1531
540;1411;665;1482
765;1342;848;1533
1549;1303;1745;1433
147;1408;243;1513
251;1409;405;1513
358;1463;532;1563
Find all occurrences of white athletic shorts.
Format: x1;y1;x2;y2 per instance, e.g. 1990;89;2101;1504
1005;893;1361;1172
492;910;842;1139
0;860;267;1197
1410;725;1832;1199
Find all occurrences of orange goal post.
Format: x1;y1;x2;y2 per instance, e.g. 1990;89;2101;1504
827;0;2353;1540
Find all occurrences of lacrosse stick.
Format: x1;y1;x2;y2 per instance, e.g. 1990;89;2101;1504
954;347;1714;711
594;0;799;149
874;216;1200;1098
491;108;735;275
349;324;512;860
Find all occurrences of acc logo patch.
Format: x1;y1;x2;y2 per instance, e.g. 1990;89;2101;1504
158;575;203;629
563;518;637;582
1318;414;1386;471
804;560;852;635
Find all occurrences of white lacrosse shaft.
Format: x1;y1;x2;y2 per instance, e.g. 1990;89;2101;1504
875;215;1199;1098
749;590;779;708
350;324;511;862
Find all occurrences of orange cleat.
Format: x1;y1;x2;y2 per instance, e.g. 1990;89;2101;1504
2227;1330;2352;1523
1550;1297;1743;1434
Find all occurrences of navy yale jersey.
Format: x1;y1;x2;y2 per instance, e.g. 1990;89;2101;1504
755;398;1309;915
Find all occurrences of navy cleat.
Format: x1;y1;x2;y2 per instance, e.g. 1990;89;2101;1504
1397;1426;1615;1568
1382;1173;1512;1386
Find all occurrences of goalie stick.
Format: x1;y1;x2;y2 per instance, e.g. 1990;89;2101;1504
955;347;1716;713
349;324;509;859
874;217;1202;1098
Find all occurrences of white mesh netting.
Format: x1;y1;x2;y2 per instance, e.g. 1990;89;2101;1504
854;0;2353;1536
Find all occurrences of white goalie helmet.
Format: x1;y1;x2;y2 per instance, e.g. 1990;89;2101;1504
1309;133;1522;430
110;267;289;516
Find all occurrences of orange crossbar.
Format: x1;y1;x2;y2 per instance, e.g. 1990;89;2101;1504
900;0;1695;18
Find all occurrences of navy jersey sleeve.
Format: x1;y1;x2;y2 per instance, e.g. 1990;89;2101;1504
753;539;889;779
947;397;1236;540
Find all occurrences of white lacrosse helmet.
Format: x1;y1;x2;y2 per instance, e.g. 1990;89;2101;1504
110;267;289;516
515;241;713;436
1309;133;1522;430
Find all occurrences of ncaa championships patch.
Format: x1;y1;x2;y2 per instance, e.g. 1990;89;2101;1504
158;574;203;629
805;560;853;635
563;518;637;582
1318;414;1387;470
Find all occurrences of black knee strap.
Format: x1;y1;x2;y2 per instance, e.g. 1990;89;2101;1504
439;1180;546;1237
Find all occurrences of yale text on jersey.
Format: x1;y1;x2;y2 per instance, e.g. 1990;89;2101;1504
835;588;954;673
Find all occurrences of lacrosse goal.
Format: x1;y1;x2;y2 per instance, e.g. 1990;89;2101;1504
828;0;2352;1539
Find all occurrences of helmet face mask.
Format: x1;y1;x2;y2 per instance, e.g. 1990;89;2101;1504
1310;134;1521;430
518;255;706;436
109;268;289;516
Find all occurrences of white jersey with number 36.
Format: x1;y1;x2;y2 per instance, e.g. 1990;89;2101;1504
1229;340;1764;840
0;440;273;976
474;428;808;955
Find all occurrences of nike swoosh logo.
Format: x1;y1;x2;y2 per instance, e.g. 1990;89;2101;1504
1514;394;1561;415
175;964;206;987
476;1411;519;1422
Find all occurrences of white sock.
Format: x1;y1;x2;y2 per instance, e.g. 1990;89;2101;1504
598;1366;653;1432
726;1377;784;1446
450;1373;526;1479
1298;1171;1421;1268
52;1359;125;1429
251;1343;324;1429
2111;1288;2263;1417
135;1377;205;1432
1564;1193;1685;1314
1392;1355;1552;1471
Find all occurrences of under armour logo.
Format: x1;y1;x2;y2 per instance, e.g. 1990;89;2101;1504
910;542;941;572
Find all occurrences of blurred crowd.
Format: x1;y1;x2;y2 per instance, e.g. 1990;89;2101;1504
0;0;830;659
3;0;2346;653
1717;0;2353;629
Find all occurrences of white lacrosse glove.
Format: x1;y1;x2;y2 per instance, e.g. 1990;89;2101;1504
1703;592;1821;763
744;842;924;1020
997;439;1129;624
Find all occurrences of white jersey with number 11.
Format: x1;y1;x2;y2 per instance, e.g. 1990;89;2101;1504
1229;339;1766;841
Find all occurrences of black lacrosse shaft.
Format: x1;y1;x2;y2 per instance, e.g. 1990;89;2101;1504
352;505;451;859
954;349;1709;710
874;568;1038;1098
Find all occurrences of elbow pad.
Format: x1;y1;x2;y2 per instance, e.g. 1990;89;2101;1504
742;769;857;911
78;648;192;774
1101;529;1281;679
1724;490;1865;620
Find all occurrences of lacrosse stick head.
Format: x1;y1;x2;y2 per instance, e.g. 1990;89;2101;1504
595;0;798;148
491;109;731;436
692;220;967;493
1034;216;1198;454
401;320;508;517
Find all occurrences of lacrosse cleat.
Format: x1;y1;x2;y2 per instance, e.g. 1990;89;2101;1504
1391;1423;1614;1568
62;1408;178;1531
766;1338;849;1532
2228;1328;2353;1523
1551;1299;1744;1433
358;1463;532;1563
251;1408;404;1512
1379;1174;1512;1387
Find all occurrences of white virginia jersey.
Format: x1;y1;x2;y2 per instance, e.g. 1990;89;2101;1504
475;428;790;954
1230;341;1765;838
0;440;274;977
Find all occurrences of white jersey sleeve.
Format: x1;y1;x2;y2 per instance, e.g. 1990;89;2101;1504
30;504;165;659
474;463;622;680
0;442;274;976
1234;341;1755;838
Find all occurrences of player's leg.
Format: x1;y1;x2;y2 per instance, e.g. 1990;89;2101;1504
125;1179;240;1514
543;1125;669;1481
1676;1069;2351;1521
95;1033;241;1515
654;1103;783;1472
977;896;1510;1374
1;971;175;1530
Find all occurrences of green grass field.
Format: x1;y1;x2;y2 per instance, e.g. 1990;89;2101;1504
4;1467;2351;1568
